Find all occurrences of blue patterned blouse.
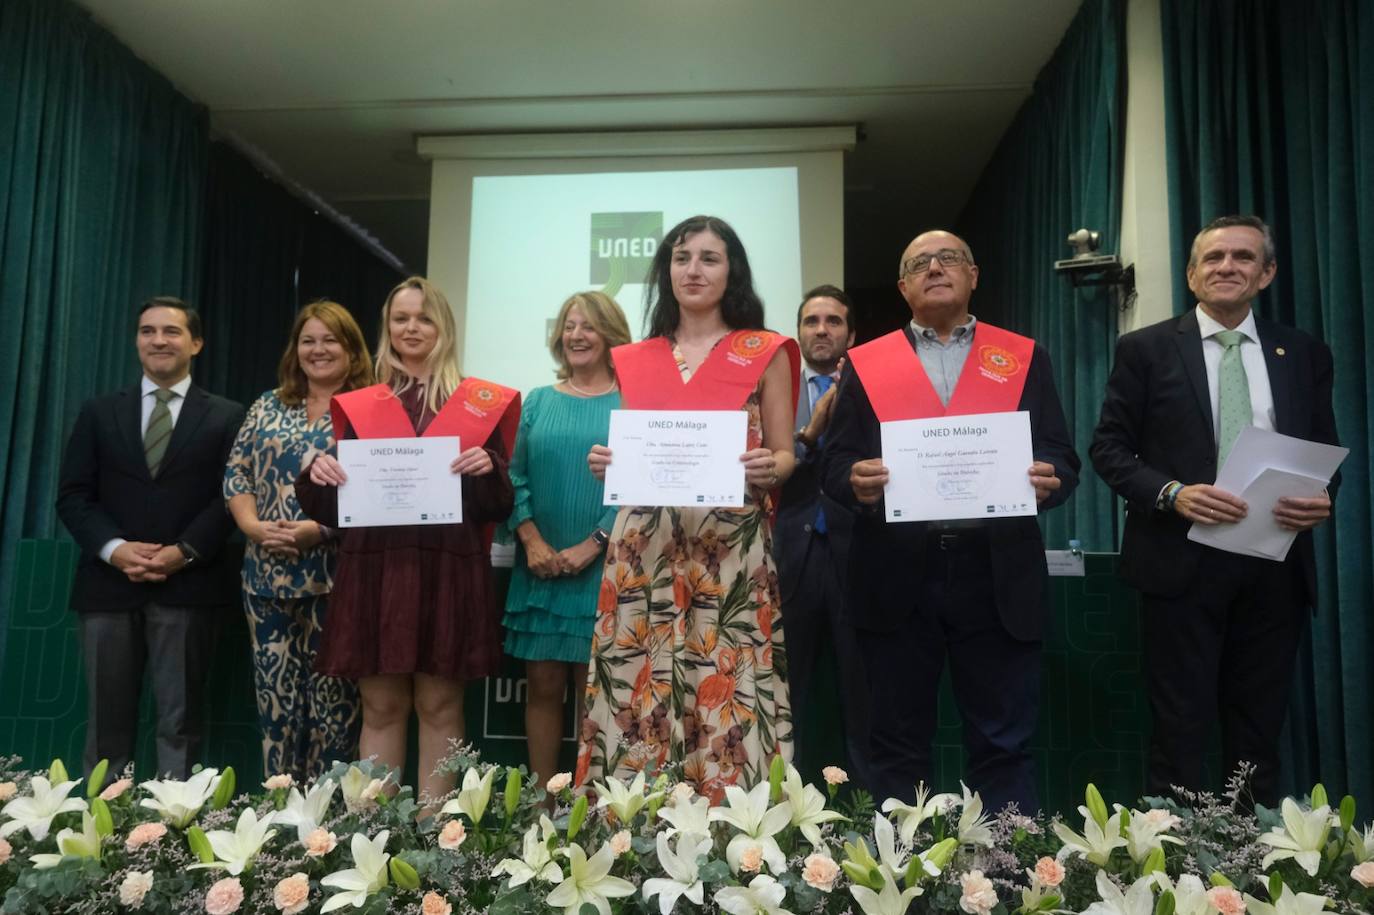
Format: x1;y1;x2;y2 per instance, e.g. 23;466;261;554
224;390;336;598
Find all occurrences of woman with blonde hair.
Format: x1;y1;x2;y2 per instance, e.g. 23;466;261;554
225;299;373;780
503;290;630;786
297;277;518;803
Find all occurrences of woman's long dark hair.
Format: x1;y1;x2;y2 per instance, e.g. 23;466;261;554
643;215;766;338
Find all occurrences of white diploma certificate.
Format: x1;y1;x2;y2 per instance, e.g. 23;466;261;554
604;409;747;508
336;436;462;528
879;411;1037;523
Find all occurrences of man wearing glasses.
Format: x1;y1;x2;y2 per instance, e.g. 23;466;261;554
822;230;1079;813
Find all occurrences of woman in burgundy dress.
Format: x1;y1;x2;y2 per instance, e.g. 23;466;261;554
297;276;516;804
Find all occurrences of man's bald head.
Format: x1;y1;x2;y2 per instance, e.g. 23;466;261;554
896;229;979;333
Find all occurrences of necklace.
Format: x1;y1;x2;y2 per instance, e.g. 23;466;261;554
565;377;618;397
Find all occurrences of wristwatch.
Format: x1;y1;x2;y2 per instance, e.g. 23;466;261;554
591;528;610;548
175;541;200;567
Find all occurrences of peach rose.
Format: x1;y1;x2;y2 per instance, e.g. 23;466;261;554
119;870;154;909
273;873;310;915
960;869;998;915
126;822;169;850
801;853;840;892
438;819;467;851
0;781;16;802
204;877;244;915
303;827;338;856
100;778;133;801
263;774;295;791
822;766;849;786
1206;886;1246;915
1033;856;1065;888
609;830;632;856
671;783;695;806
421;891;453;915
546;773;572;794
1351;861;1374;889
0;838;12;866
739;843;764;873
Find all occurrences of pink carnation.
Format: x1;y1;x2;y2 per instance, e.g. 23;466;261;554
609;830;632;856
822;766;849;786
546;772;572;793
739;844;763;873
1351;862;1374;889
801;853;840;892
126;821;168;850
263;774;295;791
960;869;998;915
100;778;133;801
273;872;310;915
421;891;453;915
1206;886;1246;915
119;871;154;909
438;819;467;850
1142;808;1182;831
0;837;11;866
0;782;16;802
303;827;337;856
204;877;244;915
1033;856;1065;888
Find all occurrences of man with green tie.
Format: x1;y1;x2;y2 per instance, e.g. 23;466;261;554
1090;215;1339;805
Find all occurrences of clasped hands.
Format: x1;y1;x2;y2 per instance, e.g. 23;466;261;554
109;541;185;583
587;444;786;488
309;446;495;487
1172;483;1330;532
849;459;1063;506
523;535;601;579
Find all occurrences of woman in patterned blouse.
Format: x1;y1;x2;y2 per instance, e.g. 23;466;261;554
224;299;374;781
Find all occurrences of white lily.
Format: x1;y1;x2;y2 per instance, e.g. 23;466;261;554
657;793;712;841
439;766;497;826
545;842;636;915
187;808;278;876
1353;824;1374;863
1244;884;1329;915
1259;798;1332;876
849;866;922;915
1082;870;1155;915
708;782;792;874
1054;806;1127;867
1123;809;1185;864
0;775;87;841
870;813;910;874
592;770;662;824
139;768;219;829
30;811;102;869
1150;873;1210;915
320;829;390;913
642;832;711;915
717;874;796;915
492;816;562;887
956;781;994;847
782;764;845;846
880;782;958;845
276;780;337;843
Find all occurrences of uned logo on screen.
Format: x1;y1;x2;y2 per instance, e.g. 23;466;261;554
590;211;663;284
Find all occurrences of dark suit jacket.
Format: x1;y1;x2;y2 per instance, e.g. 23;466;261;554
821;327;1080;639
1089;309;1339;608
56;382;245;612
774;371;855;605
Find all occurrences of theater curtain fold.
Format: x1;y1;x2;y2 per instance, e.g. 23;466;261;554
957;0;1126;553
1162;0;1374;802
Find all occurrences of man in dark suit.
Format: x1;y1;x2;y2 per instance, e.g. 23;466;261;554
774;285;870;786
57;297;244;778
822;230;1078;813
1090;215;1338;805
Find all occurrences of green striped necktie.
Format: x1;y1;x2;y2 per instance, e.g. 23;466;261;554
145;387;177;475
1214;329;1252;466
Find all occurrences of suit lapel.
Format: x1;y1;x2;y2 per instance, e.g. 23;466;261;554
1256;316;1293;435
159;385;211;474
118;384;150;479
1173;310;1214;436
794;374;812;432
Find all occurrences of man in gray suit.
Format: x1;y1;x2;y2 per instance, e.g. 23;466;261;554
774;285;870;785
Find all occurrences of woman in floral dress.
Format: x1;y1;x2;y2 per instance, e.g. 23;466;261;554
580;215;799;803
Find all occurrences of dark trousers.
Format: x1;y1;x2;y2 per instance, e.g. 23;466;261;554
858;531;1041;814
781;533;872;789
1142;550;1306;807
80;603;213;779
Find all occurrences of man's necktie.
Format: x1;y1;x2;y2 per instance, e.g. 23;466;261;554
810;374;834;534
145;388;176;475
1214;329;1252;466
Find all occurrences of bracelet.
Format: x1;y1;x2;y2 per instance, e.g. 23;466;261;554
1159;481;1184;512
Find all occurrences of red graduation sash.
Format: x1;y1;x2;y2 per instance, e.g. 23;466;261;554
612;330;800;411
847;322;1034;420
331;378;521;453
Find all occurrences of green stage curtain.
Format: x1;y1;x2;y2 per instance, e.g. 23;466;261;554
957;0;1126;553
0;0;207;642
1162;0;1373;802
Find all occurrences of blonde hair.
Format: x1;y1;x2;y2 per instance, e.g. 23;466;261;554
276;300;374;405
374;276;461;415
549;291;632;380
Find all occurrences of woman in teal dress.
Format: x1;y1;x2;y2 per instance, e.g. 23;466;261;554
504;291;631;784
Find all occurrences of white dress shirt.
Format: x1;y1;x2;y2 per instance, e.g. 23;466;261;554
1195;305;1275;441
99;374;194;563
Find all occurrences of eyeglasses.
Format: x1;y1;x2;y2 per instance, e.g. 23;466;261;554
901;248;969;276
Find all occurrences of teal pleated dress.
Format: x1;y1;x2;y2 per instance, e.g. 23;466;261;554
502;385;620;663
